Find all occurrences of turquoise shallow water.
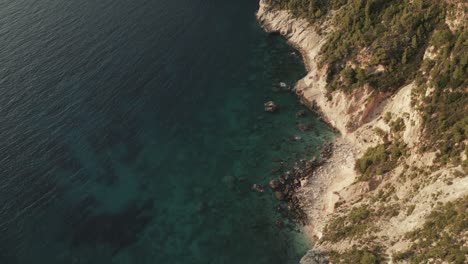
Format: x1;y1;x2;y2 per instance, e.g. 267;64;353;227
0;0;334;263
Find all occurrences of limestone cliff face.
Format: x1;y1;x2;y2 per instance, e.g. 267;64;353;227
257;0;390;140
257;0;353;136
257;0;468;262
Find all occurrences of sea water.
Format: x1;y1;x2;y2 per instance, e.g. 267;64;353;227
0;0;334;263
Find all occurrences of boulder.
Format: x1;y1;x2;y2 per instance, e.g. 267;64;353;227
274;191;285;201
296;110;307;117
297;123;311;131
299;250;328;264
291;135;302;141
269;179;278;189
264;101;278;113
252;184;264;193
275;220;285;228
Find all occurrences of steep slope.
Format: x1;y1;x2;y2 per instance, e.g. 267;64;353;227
257;0;467;263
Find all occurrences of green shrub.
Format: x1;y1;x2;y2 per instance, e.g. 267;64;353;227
415;28;467;166
318;0;445;93
373;127;387;138
329;246;383;264
394;196;468;264
355;141;406;181
390;117;406;133
383;112;392;123
323;205;373;242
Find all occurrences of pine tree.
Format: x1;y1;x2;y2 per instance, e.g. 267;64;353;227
364;0;371;29
402;49;408;64
411;36;418;49
308;0;315;15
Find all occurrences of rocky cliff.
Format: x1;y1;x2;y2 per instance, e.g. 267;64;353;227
257;0;468;263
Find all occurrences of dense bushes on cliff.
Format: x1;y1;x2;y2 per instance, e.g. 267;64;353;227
266;0;347;21
321;0;445;94
328;246;383;264
355;141;406;181
393;196;468;264
415;28;468;166
268;0;466;167
267;0;446;93
323;205;373;242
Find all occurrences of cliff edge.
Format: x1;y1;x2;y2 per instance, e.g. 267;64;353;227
257;0;467;263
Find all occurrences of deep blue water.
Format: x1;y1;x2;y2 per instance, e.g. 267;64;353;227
0;0;334;263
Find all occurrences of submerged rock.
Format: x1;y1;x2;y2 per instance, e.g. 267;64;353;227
264;101;278;113
279;82;291;91
296;110;307;117
252;184;264;193
290;135;302;141
269;179;278;189
274;191;285;201
297;123;311;131
275;220;285;228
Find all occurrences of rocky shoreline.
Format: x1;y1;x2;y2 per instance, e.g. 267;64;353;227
256;0;361;236
255;1;373;262
256;1;468;263
262;141;334;228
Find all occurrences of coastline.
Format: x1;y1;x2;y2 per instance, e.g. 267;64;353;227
256;0;468;262
256;0;363;241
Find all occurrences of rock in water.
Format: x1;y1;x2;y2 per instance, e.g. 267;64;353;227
252;184;264;193
269;179;278;189
296;110;307;117
264;101;278;113
291;135;302;141
278;82;290;91
275;220;285;228
297;123;310;131
274;191;285;201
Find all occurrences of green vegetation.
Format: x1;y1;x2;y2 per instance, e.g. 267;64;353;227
355;141;406;181
405;204;416;216
389;117;405;133
323;205;374;242
265;2;466;261
373;127;387;139
383;112;392;123
328;246;384;264
374;185;395;202
414;26;467;166
393;196;468;264
322;0;445;94
267;0;466;166
266;0;346;22
267;0;446;94
375;203;400;218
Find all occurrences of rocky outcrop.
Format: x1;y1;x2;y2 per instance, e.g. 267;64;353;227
257;0;376;136
299;249;328;264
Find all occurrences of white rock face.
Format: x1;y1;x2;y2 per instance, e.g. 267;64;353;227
257;0;378;137
299;249;328;264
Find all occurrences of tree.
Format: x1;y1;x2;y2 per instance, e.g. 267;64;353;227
364;0;372;29
341;67;357;86
412;36;418;49
402;49;408;64
308;0;315;14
